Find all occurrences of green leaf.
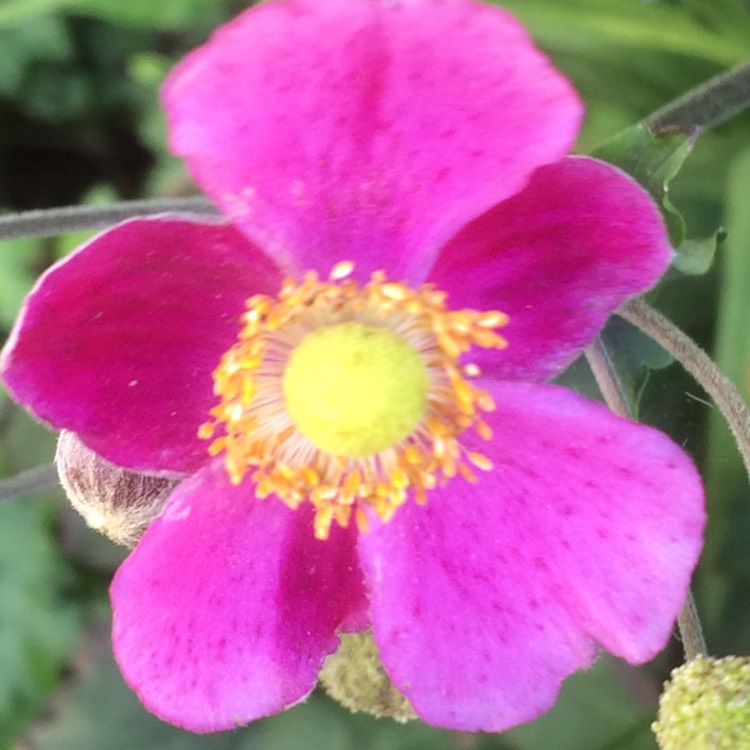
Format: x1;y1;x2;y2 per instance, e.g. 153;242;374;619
0;497;79;747
592;122;722;276
672;232;724;276
503;657;657;750
701;144;750;644
599;316;674;418
592;123;693;246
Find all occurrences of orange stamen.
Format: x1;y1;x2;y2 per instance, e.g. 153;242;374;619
199;265;508;539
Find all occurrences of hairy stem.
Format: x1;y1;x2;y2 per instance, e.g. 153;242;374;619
585;334;707;659
584;337;630;418
0;463;58;502
676;591;707;661
0;197;219;241
646;59;750;136
620;298;750;483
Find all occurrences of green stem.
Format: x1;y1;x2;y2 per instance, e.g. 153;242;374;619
584;337;630;418
0;198;219;241
0;464;58;502
646;59;750;136
619;298;750;483
677;591;707;661
584;336;707;659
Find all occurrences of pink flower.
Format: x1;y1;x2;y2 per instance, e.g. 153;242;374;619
0;0;704;735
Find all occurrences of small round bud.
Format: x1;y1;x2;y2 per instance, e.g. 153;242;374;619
56;430;178;548
318;630;417;723
653;655;750;750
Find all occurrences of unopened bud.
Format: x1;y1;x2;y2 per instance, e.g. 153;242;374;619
653;655;750;750
56;430;177;548
318;630;417;722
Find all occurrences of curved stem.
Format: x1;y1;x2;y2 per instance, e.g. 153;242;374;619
0;464;58;502
646;59;750;136
584;337;630;418
619;298;750;482
585;334;707;659
0;197;219;241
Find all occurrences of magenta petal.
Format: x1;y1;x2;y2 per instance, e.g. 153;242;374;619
358;381;704;731
164;0;581;281
429;156;672;381
0;217;282;474
112;461;367;732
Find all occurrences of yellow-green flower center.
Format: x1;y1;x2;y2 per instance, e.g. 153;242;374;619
283;322;429;458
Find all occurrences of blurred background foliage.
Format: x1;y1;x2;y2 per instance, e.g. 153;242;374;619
1;0;750;748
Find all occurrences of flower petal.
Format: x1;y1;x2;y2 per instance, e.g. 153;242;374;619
164;0;581;281
358;380;704;731
429;156;672;381
112;460;367;732
0;217;282;474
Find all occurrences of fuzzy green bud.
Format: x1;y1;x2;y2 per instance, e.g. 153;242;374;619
653;655;750;750
319;631;417;722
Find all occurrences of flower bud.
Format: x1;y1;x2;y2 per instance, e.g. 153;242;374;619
653;655;750;750
318;630;417;722
56;430;177;548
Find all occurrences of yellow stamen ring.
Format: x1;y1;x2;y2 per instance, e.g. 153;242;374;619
199;266;508;539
